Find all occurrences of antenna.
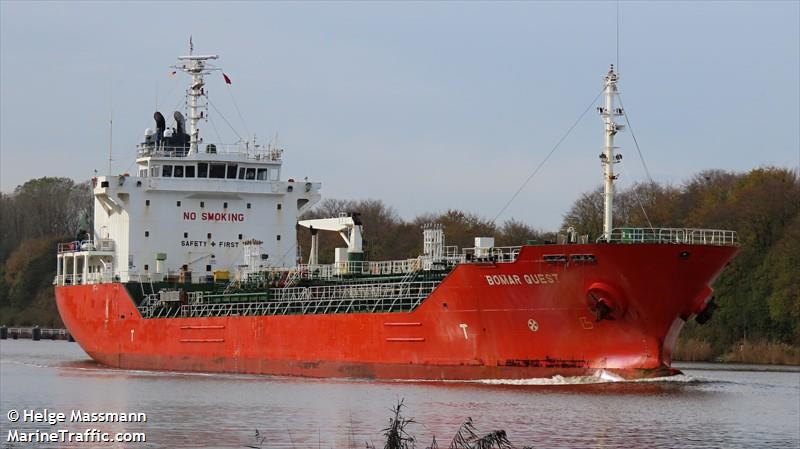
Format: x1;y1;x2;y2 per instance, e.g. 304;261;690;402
108;81;113;175
108;112;113;174
271;131;280;150
616;0;621;73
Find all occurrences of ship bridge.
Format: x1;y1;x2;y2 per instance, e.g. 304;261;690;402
134;127;287;190
56;43;322;286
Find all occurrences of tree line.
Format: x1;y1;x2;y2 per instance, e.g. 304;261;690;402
563;168;800;352
1;168;798;357
0;177;92;325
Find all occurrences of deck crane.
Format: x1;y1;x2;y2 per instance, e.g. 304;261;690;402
298;213;363;266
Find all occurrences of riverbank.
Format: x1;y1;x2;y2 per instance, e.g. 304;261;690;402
0;326;71;341
674;338;800;365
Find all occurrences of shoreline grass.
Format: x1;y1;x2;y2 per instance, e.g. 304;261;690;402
672;337;715;362
722;340;800;365
673;337;800;365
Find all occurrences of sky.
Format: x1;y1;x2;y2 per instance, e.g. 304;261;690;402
1;1;798;231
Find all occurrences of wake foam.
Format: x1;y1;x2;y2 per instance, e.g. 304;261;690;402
473;370;701;386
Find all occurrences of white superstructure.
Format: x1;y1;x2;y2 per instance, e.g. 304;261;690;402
56;45;321;285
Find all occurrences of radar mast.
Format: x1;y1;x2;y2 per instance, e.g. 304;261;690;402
174;37;218;155
599;64;624;240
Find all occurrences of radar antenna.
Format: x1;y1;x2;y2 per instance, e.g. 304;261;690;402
173;37;218;155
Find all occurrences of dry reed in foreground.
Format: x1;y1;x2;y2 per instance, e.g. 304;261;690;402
723;340;800;365
673;337;800;365
672;338;715;362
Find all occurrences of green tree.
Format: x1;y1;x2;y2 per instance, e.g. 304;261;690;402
0;177;92;263
561;187;604;238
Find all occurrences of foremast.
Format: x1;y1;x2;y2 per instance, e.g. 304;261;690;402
175;38;218;155
599;64;624;240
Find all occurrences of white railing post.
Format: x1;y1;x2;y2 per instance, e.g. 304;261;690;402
600;227;737;245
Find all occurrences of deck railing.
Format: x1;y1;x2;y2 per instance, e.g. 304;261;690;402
299;259;425;278
136;143;283;161
462;246;522;262
249;247;521;284
138;280;440;318
57;239;115;254
601;228;738;246
54;273;115;286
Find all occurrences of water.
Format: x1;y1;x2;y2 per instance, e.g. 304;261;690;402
1;340;798;449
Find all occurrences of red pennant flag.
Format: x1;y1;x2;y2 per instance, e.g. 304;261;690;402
223;73;232;85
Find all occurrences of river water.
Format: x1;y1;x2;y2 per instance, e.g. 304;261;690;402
1;340;798;449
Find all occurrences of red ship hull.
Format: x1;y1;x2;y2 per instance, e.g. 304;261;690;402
55;243;737;380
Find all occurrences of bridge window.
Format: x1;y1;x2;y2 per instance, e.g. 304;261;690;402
257;168;268;181
210;164;226;179
174;165;184;178
162;165;173;177
244;168;255;180
227;164;238;179
150;165;160;177
185;165;195;178
238;167;246;179
198;163;208;178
